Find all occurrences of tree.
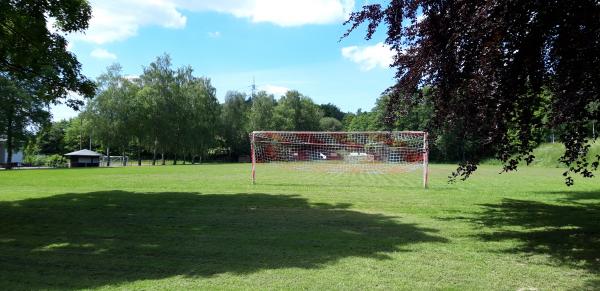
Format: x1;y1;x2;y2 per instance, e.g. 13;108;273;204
319;117;343;131
221;91;250;159
36;120;68;155
346;110;376;131
170;66;220;164
139;54;175;165
344;1;600;184
63;116;92;153
185;77;220;163
249;91;276;131
320;103;346;121
0;77;50;167
86;64;138;166
1;1;94;168
273;90;323;131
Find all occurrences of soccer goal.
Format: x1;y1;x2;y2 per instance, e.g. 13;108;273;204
101;155;129;167
250;131;429;188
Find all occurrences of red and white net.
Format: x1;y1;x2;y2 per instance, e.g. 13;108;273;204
251;131;428;174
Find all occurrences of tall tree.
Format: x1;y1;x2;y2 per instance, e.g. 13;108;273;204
221;91;250;159
63;116;91;153
86;64;137;166
185;77;220;163
344;0;600;184
0;78;50;166
0;0;95;166
249;91;276;131
36;120;68;155
320;103;346;121
139;54;174;165
273;90;323;131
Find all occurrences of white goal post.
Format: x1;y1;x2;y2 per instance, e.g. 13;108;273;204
250;131;429;188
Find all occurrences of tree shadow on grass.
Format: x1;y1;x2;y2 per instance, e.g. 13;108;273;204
537;189;600;204
471;197;599;274
0;191;447;290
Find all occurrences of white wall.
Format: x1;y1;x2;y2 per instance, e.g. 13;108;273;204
1;149;23;164
11;150;23;164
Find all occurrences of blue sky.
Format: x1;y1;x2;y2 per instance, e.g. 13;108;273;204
52;0;395;121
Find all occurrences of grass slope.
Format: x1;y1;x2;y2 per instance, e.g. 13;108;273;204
483;139;600;168
0;164;598;290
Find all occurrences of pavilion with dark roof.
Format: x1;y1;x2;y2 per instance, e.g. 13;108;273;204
64;149;102;168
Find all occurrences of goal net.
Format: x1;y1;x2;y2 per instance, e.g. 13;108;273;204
101;155;129;167
250;131;429;187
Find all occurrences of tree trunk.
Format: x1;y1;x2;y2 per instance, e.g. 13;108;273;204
137;142;142;166
5;111;14;169
152;138;157;166
183;153;186;165
161;151;165;165
122;149;126;166
173;153;177;165
106;146;111;167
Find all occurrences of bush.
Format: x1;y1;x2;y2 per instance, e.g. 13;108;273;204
23;154;47;167
45;154;68;168
319;117;343;131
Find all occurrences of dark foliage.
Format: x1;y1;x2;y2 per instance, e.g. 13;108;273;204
344;0;600;185
0;0;96;107
320;103;346;121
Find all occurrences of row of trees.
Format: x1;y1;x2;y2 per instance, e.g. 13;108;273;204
36;54;363;164
85;56;221;165
28;55;593;165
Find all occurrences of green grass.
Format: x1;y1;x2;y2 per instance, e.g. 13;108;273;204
0;164;598;290
483;139;600;167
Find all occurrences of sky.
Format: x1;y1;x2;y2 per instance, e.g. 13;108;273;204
51;0;396;121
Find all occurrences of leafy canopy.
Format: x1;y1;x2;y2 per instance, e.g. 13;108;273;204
344;0;600;185
0;0;95;108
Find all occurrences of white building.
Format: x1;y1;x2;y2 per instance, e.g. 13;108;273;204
0;138;24;166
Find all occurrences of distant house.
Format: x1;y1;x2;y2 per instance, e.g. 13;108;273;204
64;149;102;167
0;138;23;167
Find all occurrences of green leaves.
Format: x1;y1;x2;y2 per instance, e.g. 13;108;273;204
0;0;95;102
86;55;221;162
344;0;600;184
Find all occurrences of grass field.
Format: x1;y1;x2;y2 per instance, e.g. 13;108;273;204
0;164;598;290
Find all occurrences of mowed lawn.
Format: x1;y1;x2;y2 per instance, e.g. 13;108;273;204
0;164;598;290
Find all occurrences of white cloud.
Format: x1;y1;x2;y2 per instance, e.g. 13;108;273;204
69;0;353;44
208;31;221;38
90;48;117;60
178;0;355;27
259;84;289;96
341;42;394;71
72;0;187;44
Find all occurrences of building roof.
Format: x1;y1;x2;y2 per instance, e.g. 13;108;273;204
64;149;103;157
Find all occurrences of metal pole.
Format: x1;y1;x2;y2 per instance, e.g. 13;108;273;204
423;132;429;189
251;132;256;184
